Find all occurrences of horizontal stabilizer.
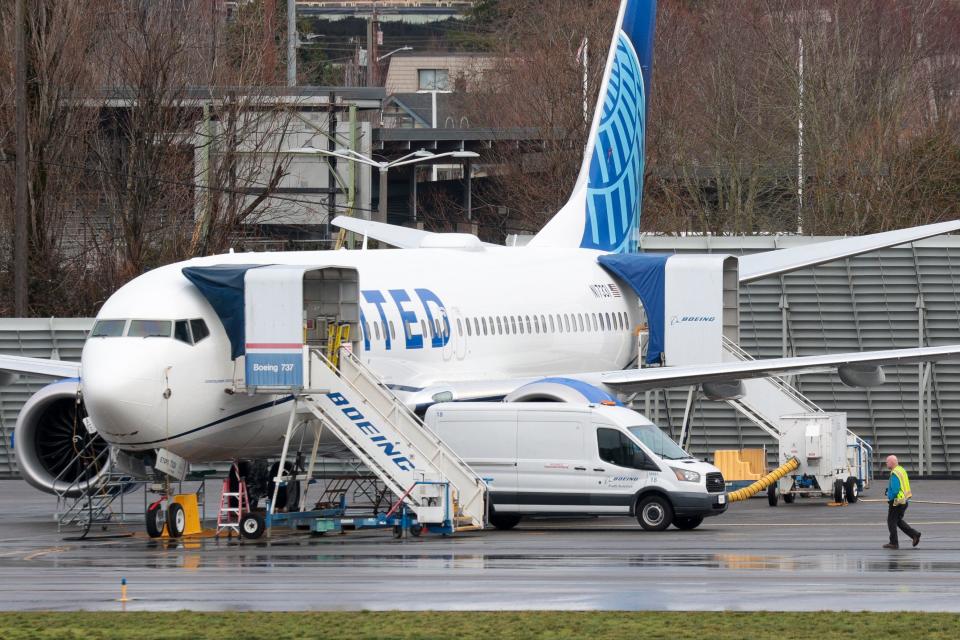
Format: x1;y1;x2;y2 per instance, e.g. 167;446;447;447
739;220;960;283
331;216;489;251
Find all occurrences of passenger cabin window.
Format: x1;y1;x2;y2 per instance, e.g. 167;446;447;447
597;427;656;470
91;319;125;337
128;319;172;338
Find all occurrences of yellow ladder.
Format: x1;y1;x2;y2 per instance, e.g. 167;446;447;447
325;323;352;368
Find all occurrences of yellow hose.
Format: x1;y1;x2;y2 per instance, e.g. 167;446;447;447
726;457;800;503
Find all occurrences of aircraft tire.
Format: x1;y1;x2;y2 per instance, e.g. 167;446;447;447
146;502;165;538
166;503;185;538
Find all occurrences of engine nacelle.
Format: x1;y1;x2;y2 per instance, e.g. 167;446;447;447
13;380;111;496
504;377;621;405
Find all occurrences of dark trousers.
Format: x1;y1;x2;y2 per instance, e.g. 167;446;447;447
887;502;919;545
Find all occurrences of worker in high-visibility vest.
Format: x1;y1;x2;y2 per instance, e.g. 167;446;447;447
883;454;921;549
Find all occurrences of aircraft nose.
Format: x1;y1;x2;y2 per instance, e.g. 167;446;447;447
81;340;169;446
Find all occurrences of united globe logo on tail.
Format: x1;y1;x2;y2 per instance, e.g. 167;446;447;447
527;0;656;254
582;31;645;254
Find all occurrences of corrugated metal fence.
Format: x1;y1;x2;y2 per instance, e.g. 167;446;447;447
0;319;92;479
2;235;960;478
639;235;960;475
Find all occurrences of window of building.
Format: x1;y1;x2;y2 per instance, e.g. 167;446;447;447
418;68;450;91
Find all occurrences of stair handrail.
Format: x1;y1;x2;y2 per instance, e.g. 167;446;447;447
720;336;821;414
307;347;486;523
320;347;485;492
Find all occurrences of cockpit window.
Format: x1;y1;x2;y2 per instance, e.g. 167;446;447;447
91;319;126;337
128;319;172;338
190;319;209;343
174;320;191;344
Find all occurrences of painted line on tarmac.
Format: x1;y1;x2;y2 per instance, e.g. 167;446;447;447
527;520;960;530
22;546;70;560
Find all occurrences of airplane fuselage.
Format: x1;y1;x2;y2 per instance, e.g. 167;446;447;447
80;246;641;461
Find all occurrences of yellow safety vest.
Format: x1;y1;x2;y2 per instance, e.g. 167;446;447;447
891;465;912;506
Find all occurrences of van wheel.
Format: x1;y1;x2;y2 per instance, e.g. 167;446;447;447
489;513;521;530
845;477;859;503
672;516;703;530
636;495;673;531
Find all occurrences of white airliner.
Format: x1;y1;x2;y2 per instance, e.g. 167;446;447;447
4;0;960;497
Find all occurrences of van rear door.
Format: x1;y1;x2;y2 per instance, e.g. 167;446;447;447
515;411;591;513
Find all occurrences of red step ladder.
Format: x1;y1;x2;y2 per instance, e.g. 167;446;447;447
216;464;250;536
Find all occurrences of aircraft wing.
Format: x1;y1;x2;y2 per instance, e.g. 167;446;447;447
403;345;960;405
738;220;960;283
589;345;960;393
331;216;497;250
0;354;81;380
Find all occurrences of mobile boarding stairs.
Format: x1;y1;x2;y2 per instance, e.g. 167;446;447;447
225;265;487;537
617;254;872;504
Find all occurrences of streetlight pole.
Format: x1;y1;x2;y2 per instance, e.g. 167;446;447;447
378;167;389;224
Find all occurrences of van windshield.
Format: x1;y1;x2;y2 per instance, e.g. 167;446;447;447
627;425;692;460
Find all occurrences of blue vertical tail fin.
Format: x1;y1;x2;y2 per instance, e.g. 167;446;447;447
528;0;656;254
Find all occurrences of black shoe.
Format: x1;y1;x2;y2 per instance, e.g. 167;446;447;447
883;543;899;549
912;533;921;547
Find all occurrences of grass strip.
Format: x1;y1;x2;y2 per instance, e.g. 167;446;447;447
1;611;960;640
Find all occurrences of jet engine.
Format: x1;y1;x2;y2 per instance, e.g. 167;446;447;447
13;380;111;496
504;377;621;405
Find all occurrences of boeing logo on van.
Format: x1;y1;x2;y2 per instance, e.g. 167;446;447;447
326;392;415;471
670;315;716;326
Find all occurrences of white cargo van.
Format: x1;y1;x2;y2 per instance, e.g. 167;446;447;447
425;402;727;531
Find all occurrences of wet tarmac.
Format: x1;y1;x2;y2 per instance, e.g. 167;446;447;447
1;479;959;611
